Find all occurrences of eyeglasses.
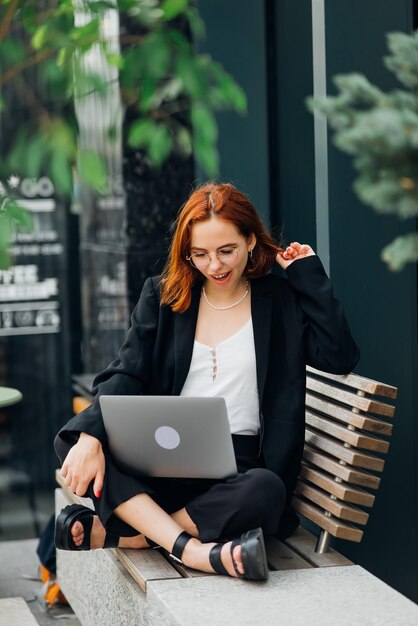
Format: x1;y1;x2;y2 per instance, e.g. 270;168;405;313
186;247;240;269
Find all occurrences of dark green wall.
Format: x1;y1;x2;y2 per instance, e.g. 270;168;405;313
196;0;270;225
323;0;418;602
273;0;316;248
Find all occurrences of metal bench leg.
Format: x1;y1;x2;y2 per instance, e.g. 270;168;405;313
315;529;331;553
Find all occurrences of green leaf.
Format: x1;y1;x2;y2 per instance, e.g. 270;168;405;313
166;29;190;52
148;124;172;166
32;25;48;50
185;6;206;38
161;0;189;21
7;201;33;232
85;1;116;13
0;39;26;63
78;149;107;191
128;119;157;148
22;3;38;34
0;247;11;270
140;33;171;80
56;47;69;67
47;119;76;161
26;135;45;179
51;150;73;196
175;53;208;98
194;136;219;177
191;104;218;143
70;18;100;45
0;213;12;247
106;52;124;69
139;76;157;112
210;63;247;113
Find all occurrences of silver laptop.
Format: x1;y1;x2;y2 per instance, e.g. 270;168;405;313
99;395;238;479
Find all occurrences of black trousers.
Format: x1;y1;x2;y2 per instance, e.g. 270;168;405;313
54;433;286;543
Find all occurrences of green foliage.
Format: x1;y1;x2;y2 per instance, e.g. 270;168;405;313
0;0;247;265
307;30;418;271
0;196;33;269
79;150;108;190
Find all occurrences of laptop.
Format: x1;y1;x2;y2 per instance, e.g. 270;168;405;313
99;395;238;479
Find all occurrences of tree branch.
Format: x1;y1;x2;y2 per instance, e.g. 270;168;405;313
0;48;54;87
0;0;19;43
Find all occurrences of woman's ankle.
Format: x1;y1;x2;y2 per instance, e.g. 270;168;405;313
177;536;202;566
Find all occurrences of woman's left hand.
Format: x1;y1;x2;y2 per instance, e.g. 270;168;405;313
275;241;316;270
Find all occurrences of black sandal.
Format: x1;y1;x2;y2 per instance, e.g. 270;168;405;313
169;527;269;581
55;504;119;551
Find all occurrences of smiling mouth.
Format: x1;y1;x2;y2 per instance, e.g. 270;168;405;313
210;271;231;280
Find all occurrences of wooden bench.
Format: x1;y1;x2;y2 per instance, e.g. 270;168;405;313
68;366;397;558
55;367;399;624
293;365;396;553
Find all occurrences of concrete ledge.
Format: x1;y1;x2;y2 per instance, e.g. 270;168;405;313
56;489;418;626
56;489;147;626
144;567;418;626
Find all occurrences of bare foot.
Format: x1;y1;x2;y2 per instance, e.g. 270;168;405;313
70;515;148;549
181;537;245;578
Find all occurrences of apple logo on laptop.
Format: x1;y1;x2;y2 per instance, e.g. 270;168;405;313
155;426;180;449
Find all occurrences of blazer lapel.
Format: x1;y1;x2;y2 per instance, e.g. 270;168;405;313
172;281;201;395
251;276;273;403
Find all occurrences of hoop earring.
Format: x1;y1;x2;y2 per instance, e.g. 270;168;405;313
248;249;253;259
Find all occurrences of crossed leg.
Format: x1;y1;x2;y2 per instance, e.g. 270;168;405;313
71;504;199;550
73;468;286;577
71;494;245;577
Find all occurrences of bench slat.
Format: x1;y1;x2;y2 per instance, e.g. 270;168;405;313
306;411;390;453
307;378;395;418
291;496;364;542
305;429;385;472
295;480;369;525
163;552;214;579
307;366;398;399
306;394;393;436
299;463;375;506
303;446;381;489
115;548;182;592
264;536;313;570
283;525;353;567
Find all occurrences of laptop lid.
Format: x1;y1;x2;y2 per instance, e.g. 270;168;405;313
99;395;238;479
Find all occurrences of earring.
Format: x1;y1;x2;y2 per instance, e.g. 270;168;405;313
248;249;253;258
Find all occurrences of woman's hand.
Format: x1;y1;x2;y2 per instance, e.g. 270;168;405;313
60;432;105;498
276;241;316;270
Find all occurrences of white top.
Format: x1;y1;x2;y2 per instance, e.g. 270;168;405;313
180;317;260;435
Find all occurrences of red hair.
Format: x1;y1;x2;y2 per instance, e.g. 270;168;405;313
159;181;284;313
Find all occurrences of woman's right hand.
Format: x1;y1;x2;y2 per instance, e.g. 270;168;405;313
60;432;105;498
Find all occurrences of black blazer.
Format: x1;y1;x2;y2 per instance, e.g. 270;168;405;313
55;254;360;539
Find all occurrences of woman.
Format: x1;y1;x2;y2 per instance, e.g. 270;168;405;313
54;181;360;582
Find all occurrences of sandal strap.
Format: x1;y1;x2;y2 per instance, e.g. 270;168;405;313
103;533;119;548
230;538;245;579
209;543;229;577
170;530;193;564
62;505;93;551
